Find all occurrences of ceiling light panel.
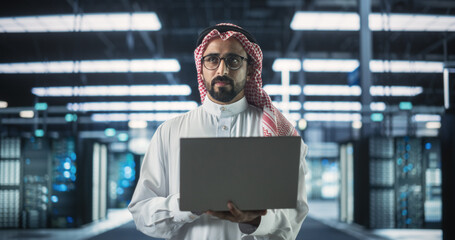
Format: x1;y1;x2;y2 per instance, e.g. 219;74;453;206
303;85;362;96
91;113;182;122
291;12;359;31
370;60;444;73
32;85;191;97
272;59;302;72
303;85;422;97
263;85;301;96
304;113;362;122
370;86;423;97
291;11;455;32
0;59;180;73
66;101;198;112
0;13;161;33
303;59;359;72
303;101;362;111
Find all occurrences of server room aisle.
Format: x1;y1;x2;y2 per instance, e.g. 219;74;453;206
87;217;362;240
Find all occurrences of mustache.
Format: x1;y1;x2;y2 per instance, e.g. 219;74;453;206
211;76;234;86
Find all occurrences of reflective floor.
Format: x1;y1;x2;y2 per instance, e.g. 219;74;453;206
0;200;442;240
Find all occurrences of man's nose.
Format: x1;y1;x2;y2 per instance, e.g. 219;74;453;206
216;59;229;75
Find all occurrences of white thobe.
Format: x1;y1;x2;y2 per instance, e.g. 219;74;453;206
128;96;309;240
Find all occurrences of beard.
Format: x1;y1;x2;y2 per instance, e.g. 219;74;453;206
206;75;246;103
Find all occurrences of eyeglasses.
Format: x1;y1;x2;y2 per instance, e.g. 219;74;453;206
201;54;248;70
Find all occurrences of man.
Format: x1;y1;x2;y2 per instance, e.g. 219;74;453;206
128;23;309;240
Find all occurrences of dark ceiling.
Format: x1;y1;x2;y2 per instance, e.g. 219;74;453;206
0;0;454;132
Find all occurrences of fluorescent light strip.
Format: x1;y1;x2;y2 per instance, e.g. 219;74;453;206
263;85;301;96
67;101;198;112
303;85;361;96
0;13;161;33
304;101;361;111
370;13;455;32
32;85;191;97
413;114;441;122
291;12;360;31
303;59;359;72
370;60;443;73
370;86;423;96
128;120;148;129
303;101;386;111
92;113;182;122
0;59;180;73
426;122;441;129
0;101;7;108
301;59;442;73
272;101;302;111
304;113;362;122
272;59;302;72
291;12;455;32
370;102;386;111
20;110;34;118
303;85;422;97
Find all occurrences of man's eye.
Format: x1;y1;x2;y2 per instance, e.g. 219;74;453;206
229;57;240;65
207;56;218;63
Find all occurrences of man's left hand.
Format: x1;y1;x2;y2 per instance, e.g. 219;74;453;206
206;201;267;227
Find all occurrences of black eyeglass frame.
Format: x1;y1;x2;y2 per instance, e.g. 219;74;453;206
201;54;249;70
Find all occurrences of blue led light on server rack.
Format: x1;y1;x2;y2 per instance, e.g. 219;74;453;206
124;166;133;179
406;218;412;224
63;162;71;170
53;183;68;192
402;209;408;216
408;163;413;170
401;192;407;199
321;159;329;165
51;195;58;203
425;142;432;150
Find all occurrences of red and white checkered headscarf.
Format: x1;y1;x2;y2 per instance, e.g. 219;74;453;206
194;23;298;137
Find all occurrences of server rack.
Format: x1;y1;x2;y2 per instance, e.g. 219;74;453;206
108;152;137;209
395;137;424;228
49;137;78;227
369;138;395;229
353;137;396;228
353;137;441;229
79;140;108;224
22;137;51;228
422;137;442;228
0;137;22;228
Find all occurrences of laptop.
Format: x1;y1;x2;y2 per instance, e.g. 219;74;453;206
179;136;301;212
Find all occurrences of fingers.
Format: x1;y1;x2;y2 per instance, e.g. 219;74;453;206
227;201;243;217
228;201;267;216
207;203;268;223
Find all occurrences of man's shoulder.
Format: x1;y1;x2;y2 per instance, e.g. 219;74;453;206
157;106;202;130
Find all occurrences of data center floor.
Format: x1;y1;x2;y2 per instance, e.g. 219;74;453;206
0;200;441;240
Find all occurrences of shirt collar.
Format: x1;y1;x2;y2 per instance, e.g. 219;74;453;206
202;96;249;117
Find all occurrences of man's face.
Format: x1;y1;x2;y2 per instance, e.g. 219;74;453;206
201;37;250;104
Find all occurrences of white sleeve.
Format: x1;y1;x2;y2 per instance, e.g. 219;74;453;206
128;126;199;238
240;140;310;240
